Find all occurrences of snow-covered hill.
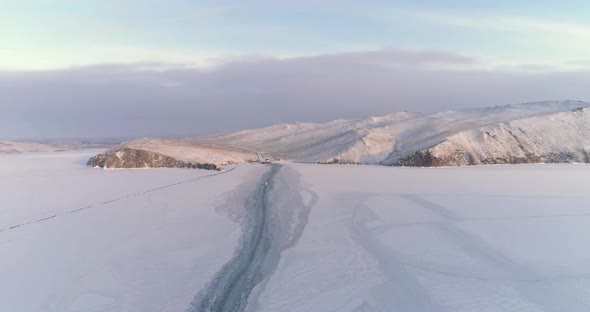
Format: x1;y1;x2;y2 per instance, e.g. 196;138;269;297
90;100;590;168
0;141;69;154
398;107;590;166
88;138;257;169
0;140;117;154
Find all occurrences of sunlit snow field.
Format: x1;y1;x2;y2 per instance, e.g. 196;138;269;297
1;150;590;311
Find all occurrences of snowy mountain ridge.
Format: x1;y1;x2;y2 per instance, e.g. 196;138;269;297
89;100;590;169
0;141;70;154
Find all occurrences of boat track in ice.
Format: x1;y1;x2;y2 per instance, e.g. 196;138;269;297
187;164;318;312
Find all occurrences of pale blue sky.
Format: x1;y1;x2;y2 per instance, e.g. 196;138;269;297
2;0;590;69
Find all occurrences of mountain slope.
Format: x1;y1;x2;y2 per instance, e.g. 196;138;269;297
398;107;590;166
89;100;590;169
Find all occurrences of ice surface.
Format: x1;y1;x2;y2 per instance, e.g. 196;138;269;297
0;150;266;312
2;151;590;311
254;163;590;311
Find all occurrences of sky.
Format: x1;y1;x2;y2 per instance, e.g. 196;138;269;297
1;0;590;139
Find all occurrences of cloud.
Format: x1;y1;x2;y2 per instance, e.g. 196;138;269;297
387;8;590;40
0;45;231;71
373;7;590;68
1;49;589;140
281;49;477;70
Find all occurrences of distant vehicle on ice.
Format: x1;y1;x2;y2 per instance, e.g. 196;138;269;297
261;158;272;164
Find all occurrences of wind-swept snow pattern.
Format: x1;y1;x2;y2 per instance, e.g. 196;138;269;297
90;100;590;168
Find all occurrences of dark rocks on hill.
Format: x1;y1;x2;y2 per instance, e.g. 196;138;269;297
398;149;589;167
87;148;220;171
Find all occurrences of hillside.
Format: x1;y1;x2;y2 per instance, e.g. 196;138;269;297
88;100;590;169
88;138;257;170
398;107;590;166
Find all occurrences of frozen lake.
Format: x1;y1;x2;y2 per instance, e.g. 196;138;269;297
1;151;590;311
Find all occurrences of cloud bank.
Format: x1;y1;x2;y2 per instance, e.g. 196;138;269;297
1;49;589;140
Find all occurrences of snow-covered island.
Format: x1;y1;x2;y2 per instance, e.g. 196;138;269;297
88;100;590;169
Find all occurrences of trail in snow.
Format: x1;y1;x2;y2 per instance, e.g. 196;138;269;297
0;167;236;234
188;165;280;312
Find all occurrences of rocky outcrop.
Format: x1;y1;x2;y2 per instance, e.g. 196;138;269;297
398;149;546;167
317;158;361;165
398;148;589;167
87;148;220;170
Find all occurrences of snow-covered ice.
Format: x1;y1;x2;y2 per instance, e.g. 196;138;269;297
253;163;590;311
0;150;265;312
2;150;590;311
